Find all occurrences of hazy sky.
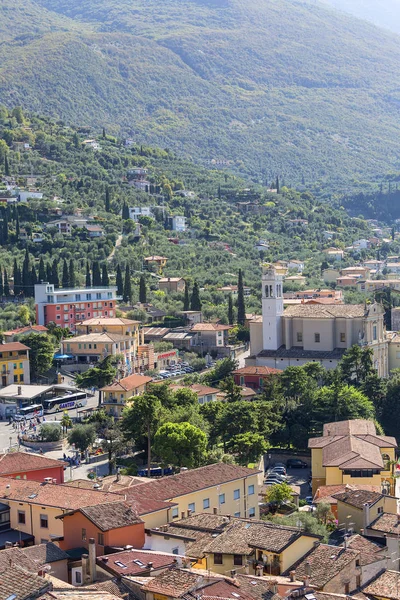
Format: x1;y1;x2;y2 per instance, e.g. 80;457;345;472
323;0;400;35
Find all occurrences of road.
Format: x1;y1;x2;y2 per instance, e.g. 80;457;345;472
107;234;123;262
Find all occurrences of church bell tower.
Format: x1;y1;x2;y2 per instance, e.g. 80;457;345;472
262;265;284;350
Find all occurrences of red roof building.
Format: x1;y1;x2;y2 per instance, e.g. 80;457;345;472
0;452;66;483
232;366;282;391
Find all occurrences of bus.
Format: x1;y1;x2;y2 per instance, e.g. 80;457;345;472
14;404;44;421
42;392;88;415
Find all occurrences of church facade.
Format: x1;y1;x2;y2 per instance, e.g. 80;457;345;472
247;265;388;377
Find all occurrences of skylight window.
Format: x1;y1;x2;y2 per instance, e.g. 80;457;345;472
115;561;127;568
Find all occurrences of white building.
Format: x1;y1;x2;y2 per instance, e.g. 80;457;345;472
170;215;186;232
129;207;154;222
18;191;43;203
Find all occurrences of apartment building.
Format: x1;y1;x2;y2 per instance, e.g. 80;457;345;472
0;342;30;387
62;332;136;365
35;283;118;330
100;373;153;418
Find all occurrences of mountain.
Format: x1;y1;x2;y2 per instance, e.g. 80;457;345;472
322;0;400;35
3;0;400;187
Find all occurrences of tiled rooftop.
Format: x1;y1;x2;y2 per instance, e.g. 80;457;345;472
0;564;51;599
80;501;143;531
0;451;66;476
142;568;201;596
232;366;282;376
284;544;359;588
100;373;153;392
368;513;400;534
345;534;384;566
332;489;383;509
364;570;400;600
97;548;182;576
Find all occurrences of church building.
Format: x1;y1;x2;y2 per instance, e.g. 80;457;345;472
247;265;388;377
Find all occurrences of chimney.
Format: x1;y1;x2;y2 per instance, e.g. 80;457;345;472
181;512;185;519
101;557;109;563
213;507;218;515
52;479;57;484
17;386;21;396
88;538;96;583
4;542;12;549
147;562;153;570
343;534;348;549
256;565;263;577
187;510;192;517
363;502;371;529
360;529;364;536
290;571;296;582
270;582;278;594
231;569;237;578
81;554;89;584
116;467;121;482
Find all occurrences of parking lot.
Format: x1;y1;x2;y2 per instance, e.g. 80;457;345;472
265;461;312;500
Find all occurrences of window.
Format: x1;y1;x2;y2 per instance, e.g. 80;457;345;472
19;374;24;382
214;553;223;565
314;333;320;343
18;510;26;524
96;293;101;299
296;332;303;343
19;363;23;369
98;533;104;546
382;454;391;471
373;324;377;341
345;584;350;595
340;333;346;343
13;363;17;369
248;485;255;495
86;294;92;301
172;507;179;519
248;507;256;517
234;512;241;518
233;489;240;500
82;528;87;541
378;506;384;514
75;294;81;301
356;559;360;567
203;498;210;509
234;555;243;566
13;375;18;383
40;514;48;529
75;572;82;584
188;502;195;513
219;493;225;505
172;547;179;555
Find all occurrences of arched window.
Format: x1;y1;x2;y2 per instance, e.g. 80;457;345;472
265;285;269;298
382;454;391;471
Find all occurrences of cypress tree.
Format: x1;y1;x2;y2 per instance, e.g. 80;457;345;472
38;257;46;283
122;202;130;220
183;282;190;311
52;259;59;288
15;207;20;238
3;269;9;297
237;268;246;326
190;281;202;311
123;265;132;303
30;265;37;296
139;275;147;304
46;263;52;284
0;269;3;297
4;155;9;177
13;259;21;296
62;259;69;288
228;293;234;325
3;210;8;244
22;249;30;296
105;187;111;212
92;261;102;286
85;261;92;288
101;263;109;287
276;176;280;194
69;258;76;288
102;127;106;139
116;264;123;297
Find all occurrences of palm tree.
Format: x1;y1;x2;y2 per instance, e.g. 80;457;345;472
60;413;72;436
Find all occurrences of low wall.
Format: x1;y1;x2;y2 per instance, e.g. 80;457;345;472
20;438;63;451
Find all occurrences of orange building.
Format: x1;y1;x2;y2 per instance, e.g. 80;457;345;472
0;452;66;484
59;501;145;555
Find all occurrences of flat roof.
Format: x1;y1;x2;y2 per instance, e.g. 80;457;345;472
0;384;79;400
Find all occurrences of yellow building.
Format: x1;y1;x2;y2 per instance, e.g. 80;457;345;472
100;373;153;418
309;420;397;496
76;316;141;338
0;342;30;387
333;488;398;534
62;332;136;366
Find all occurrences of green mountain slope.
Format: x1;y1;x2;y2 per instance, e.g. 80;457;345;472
3;0;400;187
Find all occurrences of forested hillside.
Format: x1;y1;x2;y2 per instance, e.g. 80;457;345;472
2;0;400;188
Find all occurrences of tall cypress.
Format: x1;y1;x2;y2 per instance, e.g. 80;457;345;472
30;265;37;296
190;281;202;311
52;259;59;288
3;269;9;297
228;293;234;325
92;261;102;286
123;265;132;303
101;263;109;287
62;259;69;288
13;259;21;296
46;263;52;284
15;207;20;238
69;258;76;288
237;268;246;326
116;264;123;297
3;210;8;244
139;274;147;304
38;257;46;283
183;282;190;311
4;155;9;177
0;269;3;297
22;249;30;296
85;261;92;287
122;202;130;220
105;187;111;212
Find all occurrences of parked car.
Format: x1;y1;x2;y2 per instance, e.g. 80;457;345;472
270;466;286;476
286;459;308;469
265;475;286;484
305;496;314;505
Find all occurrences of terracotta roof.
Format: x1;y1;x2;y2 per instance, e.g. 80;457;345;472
142;568;201;596
170;384;220;397
0;342;30;352
332;489;384;509
23;542;68;565
119;486;178;515
367;513;400;534
79;501;143;531
97;548;182;576
314;484;380;505
0;451;65;476
364;570;400;600
78;317;139;326
345;534;384;566
122;463;260;502
235;575;280;600
0;564;51;599
192;323;232;331
285;544;359;588
201;579;255;600
0;546;38;573
283;304;366;318
3;325;48;336
0;477;122;510
322;420;383;437
233;366;282;376
100;373;153;392
67;332;132;343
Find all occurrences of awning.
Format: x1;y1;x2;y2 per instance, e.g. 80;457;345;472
54;354;73;359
